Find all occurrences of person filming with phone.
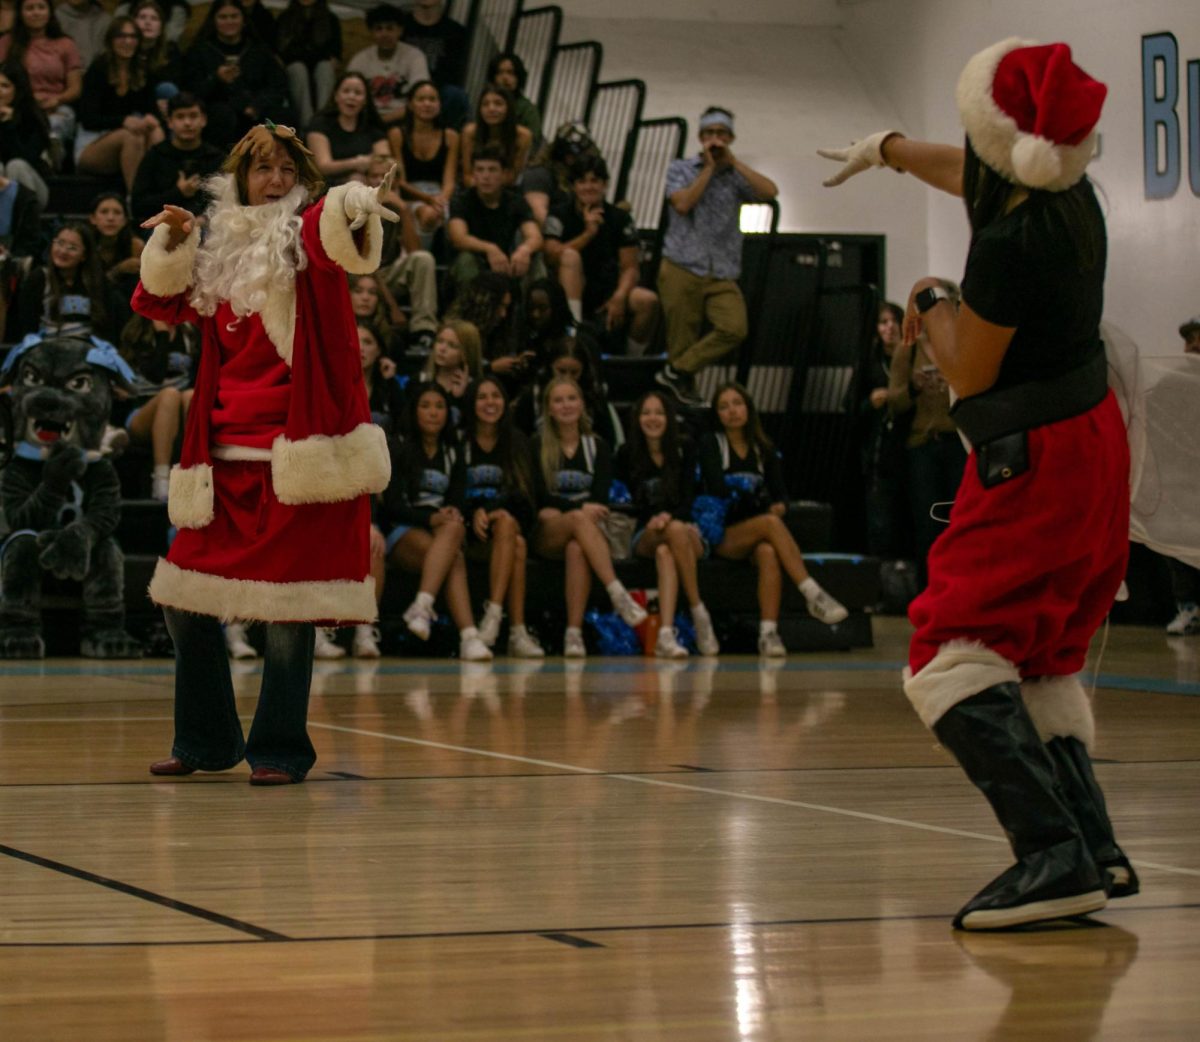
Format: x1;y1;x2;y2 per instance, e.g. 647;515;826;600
655;105;777;408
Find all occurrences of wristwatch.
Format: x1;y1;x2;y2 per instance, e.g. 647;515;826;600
915;285;952;314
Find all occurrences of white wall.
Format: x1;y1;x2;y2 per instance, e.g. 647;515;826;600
557;1;1200;354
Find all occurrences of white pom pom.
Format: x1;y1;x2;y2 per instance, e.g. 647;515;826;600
1011;134;1062;189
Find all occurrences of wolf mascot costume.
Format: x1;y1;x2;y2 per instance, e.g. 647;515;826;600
0;334;143;658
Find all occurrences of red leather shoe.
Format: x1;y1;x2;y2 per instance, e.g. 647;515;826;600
149;756;196;776
249;766;297;786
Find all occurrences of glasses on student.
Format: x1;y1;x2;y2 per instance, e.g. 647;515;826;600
52;240;84;253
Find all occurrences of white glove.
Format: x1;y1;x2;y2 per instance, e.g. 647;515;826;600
816;131;902;187
342;164;402;230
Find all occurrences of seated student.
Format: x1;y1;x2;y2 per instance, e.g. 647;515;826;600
447;143;541;288
238;0;277;53
616;389;718;658
0;0;83;161
114;0;189;46
446;269;514;367
399;0;468;129
275;0;340;130
418;318;481;427
513;334;621;447
459;82;532;187
88;192;143;289
530;375;647;657
358;318;407;438
544;153;659;353
486;51;541;146
304;71;391;187
462;375;545;657
386;79;458;248
116;311;197;501
0;58;51;207
699;382;848;656
379;381;492;661
181;0;290;149
15;222;122;342
523;120;600;226
349;271;405;358
346;3;428;129
130;91;225;225
131;0;182;103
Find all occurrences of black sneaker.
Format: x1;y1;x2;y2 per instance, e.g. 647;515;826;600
655;364;707;408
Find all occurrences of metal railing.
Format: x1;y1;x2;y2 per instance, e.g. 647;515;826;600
511;6;562;114
541;41;602;138
586;79;645;204
462;0;524;103
619;117;687;232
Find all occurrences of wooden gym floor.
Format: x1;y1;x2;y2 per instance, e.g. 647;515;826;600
1;617;1197;1040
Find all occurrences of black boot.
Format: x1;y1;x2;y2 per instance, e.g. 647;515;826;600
933;683;1107;930
1045;736;1139;898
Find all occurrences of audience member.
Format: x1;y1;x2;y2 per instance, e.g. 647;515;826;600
447;143;541;287
513;334;620;447
886;279;966;586
15;221;121;341
400;0;468;129
346;3;428;128
543;153;658;352
460;83;531;186
699;382;847;655
238;0;277;53
88;191;144;300
0;0;83;161
387;79;457;247
0;58;50;206
487;51;541;145
418;318;480;425
304;70;389;186
358;318;407;437
114;0;188;44
616;389;719;657
523;121;600;228
76;18;163;190
276;0;340;129
130;91;225;224
130;1;181;104
348;272;403;356
462;375;545;657
517;276;571;370
446;270;514;363
1164;314;1200;636
656;106;777;407
530;375;647;657
53;0;107;69
0;173;40;262
182;0;290;148
380;381;493;661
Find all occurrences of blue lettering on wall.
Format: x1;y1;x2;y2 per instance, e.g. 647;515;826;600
1143;33;1180;200
1190;59;1200;196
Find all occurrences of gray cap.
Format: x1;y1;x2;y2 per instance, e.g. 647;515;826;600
1180;315;1200;337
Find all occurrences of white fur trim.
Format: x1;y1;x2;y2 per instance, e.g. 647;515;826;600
139;223;200;297
167;464;214;529
260;281;297;367
1021;675;1095;750
904;640;1021;729
270;422;391;505
149;559;378;624
319;183;383;274
956;37;1097;192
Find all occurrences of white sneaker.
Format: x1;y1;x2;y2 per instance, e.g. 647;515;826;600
612;590;648;628
692;611;720;656
1166;603;1200;636
224;622;257;660
477;602;504;647
563;629;587;658
655;626;689;659
403;598;435;640
152;475;170;502
352;624;381;658
758;629;787;657
507;627;545;658
459;629;493;661
805;586;849;625
314;627;346;659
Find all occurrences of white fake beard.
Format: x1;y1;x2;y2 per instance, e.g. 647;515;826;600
189;175;310;321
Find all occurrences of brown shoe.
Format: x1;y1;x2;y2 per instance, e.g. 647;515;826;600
149;756;196;776
249;766;297;786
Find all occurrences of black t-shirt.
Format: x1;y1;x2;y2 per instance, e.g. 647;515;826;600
614;441;697;526
305;113;385;169
544;200;639;309
959;181;1106;392
449;187;535;252
522;164;568;212
400;12;469;87
530;433;612;511
461;436;535;531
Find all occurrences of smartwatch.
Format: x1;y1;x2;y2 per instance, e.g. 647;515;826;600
915;285;952;314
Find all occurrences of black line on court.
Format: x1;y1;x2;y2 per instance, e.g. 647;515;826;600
2;902;1196;948
670;764;715;772
325;771;369;779
0;844;289;941
539;932;606;949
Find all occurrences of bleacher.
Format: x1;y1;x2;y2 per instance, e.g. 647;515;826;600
4;0;886;657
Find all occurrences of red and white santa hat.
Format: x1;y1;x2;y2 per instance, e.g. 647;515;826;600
956;37;1107;192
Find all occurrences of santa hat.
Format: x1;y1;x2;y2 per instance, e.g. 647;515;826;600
956;38;1107;192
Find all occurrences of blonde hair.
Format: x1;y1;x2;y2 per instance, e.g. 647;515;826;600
538;375;592;491
421;319;482;381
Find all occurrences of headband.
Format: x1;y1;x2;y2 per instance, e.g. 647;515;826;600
699;110;734;133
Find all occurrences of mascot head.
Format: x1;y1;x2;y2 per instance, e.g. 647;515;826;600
0;335;134;460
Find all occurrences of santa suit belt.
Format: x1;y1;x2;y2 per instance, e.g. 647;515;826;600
950;351;1108;489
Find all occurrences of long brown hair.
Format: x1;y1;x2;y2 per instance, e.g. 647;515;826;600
711;381;772;459
100;17;148;92
464;375;533;506
47;223;109;335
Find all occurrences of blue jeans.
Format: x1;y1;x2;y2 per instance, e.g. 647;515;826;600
163;608;317;780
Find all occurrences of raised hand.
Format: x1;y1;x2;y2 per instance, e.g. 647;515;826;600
816;131;901;187
346;163;402;230
141;204;197;250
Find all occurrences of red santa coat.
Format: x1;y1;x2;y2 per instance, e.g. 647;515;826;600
132;181;391;624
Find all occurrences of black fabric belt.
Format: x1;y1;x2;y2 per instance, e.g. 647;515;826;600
950;351;1108;447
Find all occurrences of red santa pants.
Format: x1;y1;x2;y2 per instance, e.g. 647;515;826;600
908;392;1129;679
